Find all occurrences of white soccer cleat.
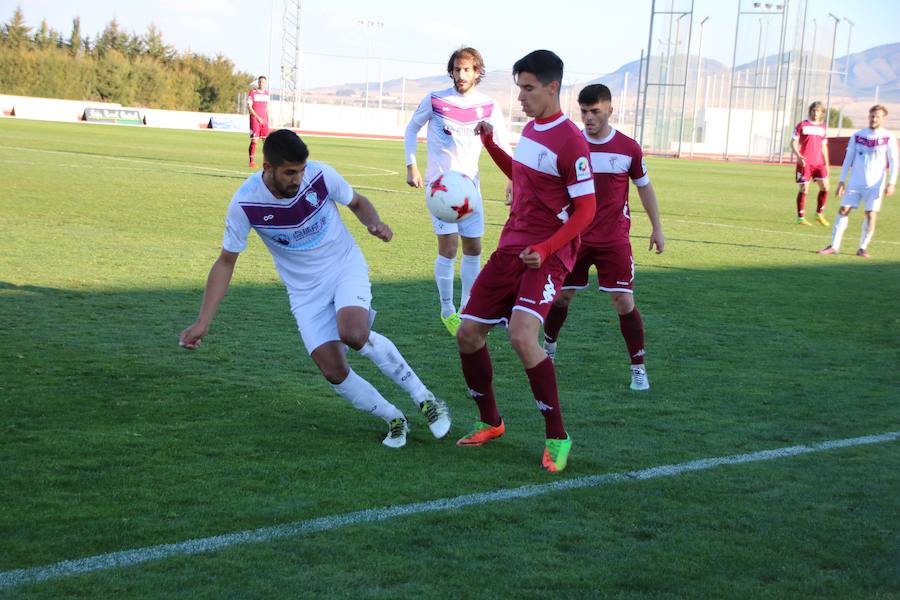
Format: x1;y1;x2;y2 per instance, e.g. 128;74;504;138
419;391;451;439
382;416;409;448
543;339;557;362
630;365;650;391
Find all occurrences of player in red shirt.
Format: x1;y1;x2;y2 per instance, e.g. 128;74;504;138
790;101;830;226
455;50;596;473
542;84;664;391
248;76;270;169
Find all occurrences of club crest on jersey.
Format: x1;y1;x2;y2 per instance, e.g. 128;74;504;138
475;106;484;119
575;156;591;181
608;156;619;170
537;150;549;168
305;191;319;207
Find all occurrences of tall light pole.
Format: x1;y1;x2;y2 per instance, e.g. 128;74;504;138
824;12;840;130
357;19;383;110
837;17;854;134
689;16;708;158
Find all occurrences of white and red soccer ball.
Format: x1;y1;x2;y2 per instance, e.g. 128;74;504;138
426;171;482;223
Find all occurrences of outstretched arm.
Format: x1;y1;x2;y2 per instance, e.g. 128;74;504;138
180;250;240;349
636;183;665;253
476;121;513;179
348;191;393;241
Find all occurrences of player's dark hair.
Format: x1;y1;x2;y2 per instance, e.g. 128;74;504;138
447;47;485;84
258;75;267;82
578;84;612;105
808;100;823;115
263;129;309;166
870;104;888;116
513;50;563;87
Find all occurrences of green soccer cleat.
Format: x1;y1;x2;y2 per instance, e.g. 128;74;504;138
815;213;830;226
796;217;812;226
441;312;461;336
541;435;572;473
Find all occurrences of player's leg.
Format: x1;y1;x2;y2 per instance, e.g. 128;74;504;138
819;204;854;254
458;209;485;312
456;253;512;446
795;166;811;225
610;292;649;391
334;251;450;438
509;262;571;473
858;209;878;257
543;252;591;360
814;173;830;225
249;133;259;168
434;221;460;334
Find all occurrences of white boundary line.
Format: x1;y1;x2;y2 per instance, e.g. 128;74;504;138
2;430;897;590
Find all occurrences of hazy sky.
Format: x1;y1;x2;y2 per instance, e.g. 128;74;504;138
8;0;900;89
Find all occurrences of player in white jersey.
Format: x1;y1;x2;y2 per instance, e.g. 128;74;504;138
180;130;450;448
404;47;512;336
818;105;898;258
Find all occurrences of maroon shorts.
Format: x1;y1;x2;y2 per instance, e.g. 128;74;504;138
461;251;569;325
250;119;269;139
563;242;634;293
795;163;828;183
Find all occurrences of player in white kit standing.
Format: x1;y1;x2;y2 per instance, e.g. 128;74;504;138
180;130;450;448
818;105;898;258
404;47;512;336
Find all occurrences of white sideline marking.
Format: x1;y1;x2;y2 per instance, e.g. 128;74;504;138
1;430;897;590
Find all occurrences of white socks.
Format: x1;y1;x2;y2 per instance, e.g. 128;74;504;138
859;214;874;249
831;213;849;250
358;331;428;404
331;369;403;422
460;254;481;310
434;255;456;318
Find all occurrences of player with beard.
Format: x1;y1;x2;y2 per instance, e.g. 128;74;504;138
180;129;451;448
404;47;512;336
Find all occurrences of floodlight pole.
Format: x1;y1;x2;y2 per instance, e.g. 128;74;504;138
824;13;840;130
689;16;708;159
837;18;854;134
676;5;694;158
639;0;655;148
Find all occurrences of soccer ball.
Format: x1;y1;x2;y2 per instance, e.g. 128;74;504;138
426;171;481;223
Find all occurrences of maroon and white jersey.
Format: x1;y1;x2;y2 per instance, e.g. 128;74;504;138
248;88;269;123
792;119;827;166
498;113;594;270
580;128;650;248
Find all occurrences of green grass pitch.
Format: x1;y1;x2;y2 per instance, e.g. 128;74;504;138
1;118;898;598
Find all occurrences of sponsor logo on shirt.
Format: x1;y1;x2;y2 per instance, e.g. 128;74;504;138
263;214;274;222
575;156;591;181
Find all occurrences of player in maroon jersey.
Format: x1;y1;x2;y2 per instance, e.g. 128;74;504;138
790;101;831;226
248;76;270;169
542;84;664;391
455;50;597;473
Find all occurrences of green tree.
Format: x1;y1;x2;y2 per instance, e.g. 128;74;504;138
828;107;853;129
69;16;83;56
2;6;32;49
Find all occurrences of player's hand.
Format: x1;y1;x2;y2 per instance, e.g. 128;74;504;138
886;183;896;197
798;157;806;167
504;181;513;206
649;230;665;254
179;322;208;350
406;165;423;188
475;121;494;142
368;222;393;242
519;247;543;269
836;182;846;197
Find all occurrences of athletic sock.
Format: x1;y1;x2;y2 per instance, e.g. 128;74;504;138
249;140;256;162
459;253;481;310
796;191;807;217
860;214;873;249
331;369;403;422
543;303;569;343
357;331;428;404
525;357;566;439
619;307;646;365
831;213;849;250
459;345;501;427
816;190;828;213
434;255;456;318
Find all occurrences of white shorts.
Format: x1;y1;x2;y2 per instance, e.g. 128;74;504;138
425;190;485;238
287;245;373;354
842;186;883;212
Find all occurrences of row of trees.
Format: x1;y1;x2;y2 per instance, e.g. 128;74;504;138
0;7;253;112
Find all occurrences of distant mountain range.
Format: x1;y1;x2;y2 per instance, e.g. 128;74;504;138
312;42;899;104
